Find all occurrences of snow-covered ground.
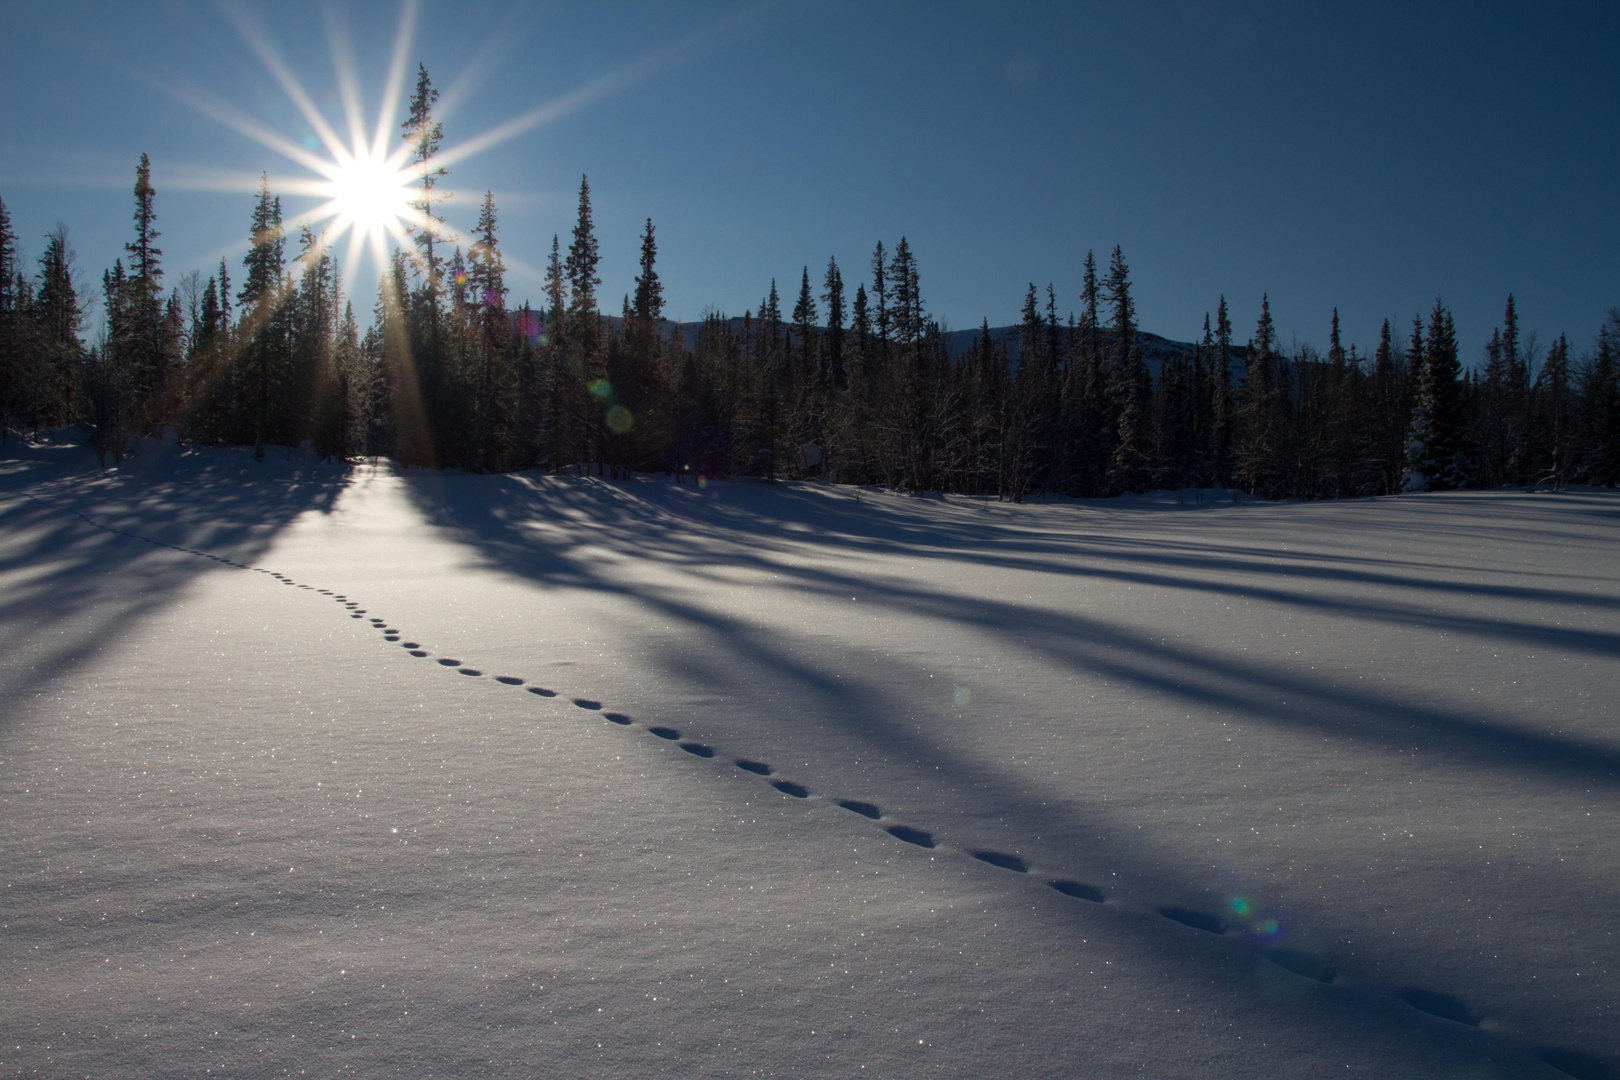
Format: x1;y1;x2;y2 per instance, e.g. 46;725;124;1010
2;437;1616;1079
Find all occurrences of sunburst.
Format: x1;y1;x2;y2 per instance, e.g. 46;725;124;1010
150;0;766;289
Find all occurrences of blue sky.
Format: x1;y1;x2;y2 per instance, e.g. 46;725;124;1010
2;1;1616;365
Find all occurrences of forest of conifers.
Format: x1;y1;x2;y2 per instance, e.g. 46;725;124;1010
2;72;1616;500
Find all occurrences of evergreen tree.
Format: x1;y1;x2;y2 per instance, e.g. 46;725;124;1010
869;240;889;356
821;257;845;390
1403;299;1465;490
565;175;601;328
121;153;173;430
1532;332;1573;487
1104;245;1148;492
402;63;447;322
564;175;602;469
1209;295;1234;486
632;218;662;323
1400;315;1432;491
0;196;21;439
1501;294;1530;483
790;265;821;454
34;226;84;430
238;177;286;457
1578;312;1620;485
1236;294;1283;496
1062;250;1107;495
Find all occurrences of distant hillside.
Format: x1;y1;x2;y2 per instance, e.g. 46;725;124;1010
600;314;1247;381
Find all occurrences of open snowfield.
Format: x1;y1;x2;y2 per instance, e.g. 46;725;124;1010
1;436;1616;1079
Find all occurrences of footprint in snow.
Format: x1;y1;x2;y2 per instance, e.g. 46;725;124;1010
458;668;482;676
573;698;601;710
837;800;881;819
648;727;680;740
1396;988;1478;1026
680;743;715;758
1158;907;1225;935
1050;880;1105;903
527;687;557;698
602;712;632;724
972;850;1028;873
771;780;809;798
1534;1047;1617;1080
437;658;462;666
735;760;772;776
1266;948;1336;984
495;676;524;685
886;825;934;848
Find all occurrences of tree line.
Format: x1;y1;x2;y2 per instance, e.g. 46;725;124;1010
1;67;1615;496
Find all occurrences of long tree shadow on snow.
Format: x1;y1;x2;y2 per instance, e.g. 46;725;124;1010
405;472;1620;787
400;472;1620;1071
0;439;352;719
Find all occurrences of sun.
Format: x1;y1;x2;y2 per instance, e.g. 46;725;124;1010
322;149;415;241
168;0;751;288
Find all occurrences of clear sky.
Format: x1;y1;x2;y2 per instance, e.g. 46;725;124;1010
2;1;1616;366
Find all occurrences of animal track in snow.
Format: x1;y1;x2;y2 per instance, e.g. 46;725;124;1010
1396;987;1478;1026
1158;907;1225;935
22;496;1585;1080
1534;1047;1617;1080
1049;880;1105;903
972;850;1028;873
1266;948;1336;984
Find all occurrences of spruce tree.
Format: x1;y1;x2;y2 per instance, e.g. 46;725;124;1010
564;176;602;470
1400;315;1431;491
1104;245;1148;492
1404;299;1464;490
791;265;820;443
821;257;845;390
1532;333;1572;487
1236;295;1282;496
1209;295;1234;485
632;218;662;323
238;177;285;457
1578;313;1620;485
565;175;600;339
34;227;84;430
122;153;170;429
402;63;447;320
0;196;19;440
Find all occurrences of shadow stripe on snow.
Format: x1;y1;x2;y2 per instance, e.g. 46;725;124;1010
23;492;1606;1080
